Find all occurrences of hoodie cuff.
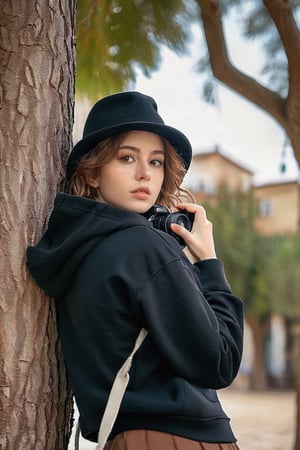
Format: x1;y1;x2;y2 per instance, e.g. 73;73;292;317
194;258;232;293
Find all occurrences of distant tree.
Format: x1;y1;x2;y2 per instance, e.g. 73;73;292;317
203;187;272;389
266;233;300;448
196;0;300;167
269;234;300;318
76;0;196;98
245;234;273;389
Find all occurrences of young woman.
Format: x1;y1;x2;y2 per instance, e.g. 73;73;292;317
27;91;243;450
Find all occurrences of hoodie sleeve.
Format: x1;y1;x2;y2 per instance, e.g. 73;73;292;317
135;257;244;389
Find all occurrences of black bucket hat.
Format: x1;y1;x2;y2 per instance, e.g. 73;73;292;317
67;91;192;179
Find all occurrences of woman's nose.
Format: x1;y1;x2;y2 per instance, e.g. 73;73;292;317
136;162;151;180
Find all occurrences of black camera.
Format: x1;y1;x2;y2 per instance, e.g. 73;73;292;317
143;205;194;247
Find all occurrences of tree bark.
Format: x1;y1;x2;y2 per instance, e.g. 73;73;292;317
246;314;268;390
0;1;75;448
196;0;300;168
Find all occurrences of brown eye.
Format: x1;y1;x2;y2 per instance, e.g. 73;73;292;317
151;159;163;167
120;155;134;163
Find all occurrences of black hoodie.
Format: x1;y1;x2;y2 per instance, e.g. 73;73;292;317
27;193;244;443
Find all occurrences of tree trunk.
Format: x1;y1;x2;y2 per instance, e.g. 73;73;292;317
0;1;75;448
246;315;268;390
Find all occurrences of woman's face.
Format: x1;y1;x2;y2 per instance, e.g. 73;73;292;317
90;131;165;213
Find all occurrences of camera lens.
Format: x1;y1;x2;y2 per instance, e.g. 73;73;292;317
152;215;168;232
168;213;192;232
145;206;193;247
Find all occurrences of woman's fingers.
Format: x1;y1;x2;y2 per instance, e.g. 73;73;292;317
171;203;217;262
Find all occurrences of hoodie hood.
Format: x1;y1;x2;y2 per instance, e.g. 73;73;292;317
27;193;149;299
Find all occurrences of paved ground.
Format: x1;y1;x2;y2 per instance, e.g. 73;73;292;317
219;389;295;450
68;389;296;450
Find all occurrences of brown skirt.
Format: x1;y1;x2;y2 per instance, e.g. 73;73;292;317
104;430;240;450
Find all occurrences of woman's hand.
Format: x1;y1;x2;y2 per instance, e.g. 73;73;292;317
170;203;217;263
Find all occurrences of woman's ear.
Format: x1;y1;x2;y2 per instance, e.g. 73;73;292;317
86;176;99;189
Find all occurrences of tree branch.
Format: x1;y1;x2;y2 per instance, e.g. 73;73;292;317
196;0;287;128
263;0;300;152
263;0;300;69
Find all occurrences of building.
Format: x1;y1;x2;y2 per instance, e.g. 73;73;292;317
253;179;299;236
185;145;299;236
185;145;253;200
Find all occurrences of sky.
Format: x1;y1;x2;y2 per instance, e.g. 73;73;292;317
134;22;299;185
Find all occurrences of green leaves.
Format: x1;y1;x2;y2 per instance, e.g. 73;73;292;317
75;1;299;101
76;0;195;99
268;234;300;317
204;187;255;303
205;186;300;320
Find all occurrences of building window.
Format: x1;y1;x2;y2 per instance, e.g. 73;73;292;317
199;178;216;194
259;198;273;217
241;177;251;192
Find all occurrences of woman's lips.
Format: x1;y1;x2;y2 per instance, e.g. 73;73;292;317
131;187;151;199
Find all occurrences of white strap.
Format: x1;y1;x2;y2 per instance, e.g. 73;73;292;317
74;328;148;450
74;421;81;450
96;328;148;449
